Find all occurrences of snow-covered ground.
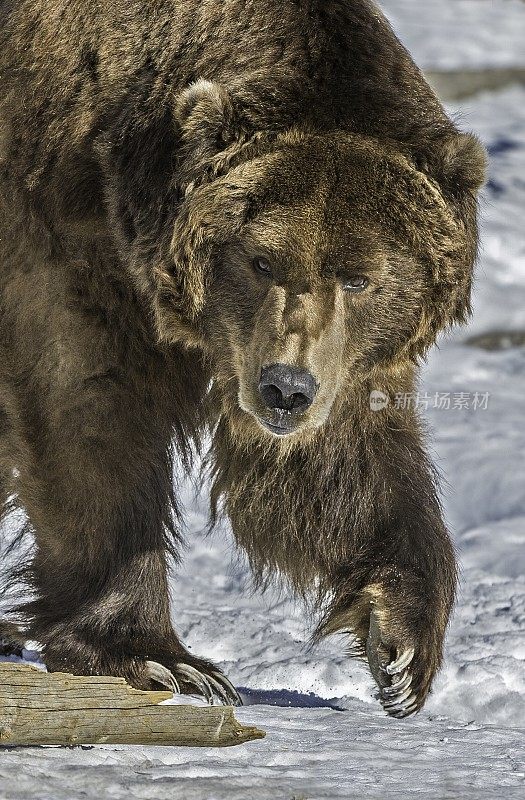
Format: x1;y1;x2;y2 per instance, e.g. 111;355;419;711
381;0;525;70
1;1;525;798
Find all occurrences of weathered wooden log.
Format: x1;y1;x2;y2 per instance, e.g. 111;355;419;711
0;663;265;747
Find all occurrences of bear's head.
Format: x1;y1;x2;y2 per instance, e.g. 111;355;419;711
102;79;487;443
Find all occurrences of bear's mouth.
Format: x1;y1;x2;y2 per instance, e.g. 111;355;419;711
257;418;296;437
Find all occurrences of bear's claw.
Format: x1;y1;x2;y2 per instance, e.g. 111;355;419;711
379;664;419;717
146;660;181;694
209;670;243;706
385;694;419;718
176;663;215;703
384;647;415;676
381;668;411;697
382;684;413;709
367;609;420;718
380;668;418;718
146;660;241;706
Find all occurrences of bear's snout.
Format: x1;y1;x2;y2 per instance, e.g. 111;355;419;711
255;363;319;436
258;363;318;413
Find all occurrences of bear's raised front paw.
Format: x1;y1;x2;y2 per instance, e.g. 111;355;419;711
366;605;437;719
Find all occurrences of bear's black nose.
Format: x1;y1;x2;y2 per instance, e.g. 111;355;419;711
259;364;318;413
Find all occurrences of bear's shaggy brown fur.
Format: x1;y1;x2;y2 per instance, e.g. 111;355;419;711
0;0;486;716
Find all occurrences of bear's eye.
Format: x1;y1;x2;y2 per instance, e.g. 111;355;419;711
342;275;369;293
253;257;273;278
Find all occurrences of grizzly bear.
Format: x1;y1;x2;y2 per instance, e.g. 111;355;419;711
0;0;486;717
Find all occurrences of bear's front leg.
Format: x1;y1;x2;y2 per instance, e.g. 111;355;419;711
363;558;455;718
321;451;457;718
213;405;456;717
6;329;239;705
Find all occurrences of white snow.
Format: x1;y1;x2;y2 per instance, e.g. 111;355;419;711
380;0;525;70
1;1;525;797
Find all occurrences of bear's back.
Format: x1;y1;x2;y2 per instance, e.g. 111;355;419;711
0;0;450;147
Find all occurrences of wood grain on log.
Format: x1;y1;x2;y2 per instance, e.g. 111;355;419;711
0;663;265;748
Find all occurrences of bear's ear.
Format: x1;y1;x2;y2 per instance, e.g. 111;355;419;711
97;79;259;346
174;79;256;189
402;131;487;359
152;176;250;344
175;79;240;148
415;131;487;199
381;132;487;363
435;132;487;194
